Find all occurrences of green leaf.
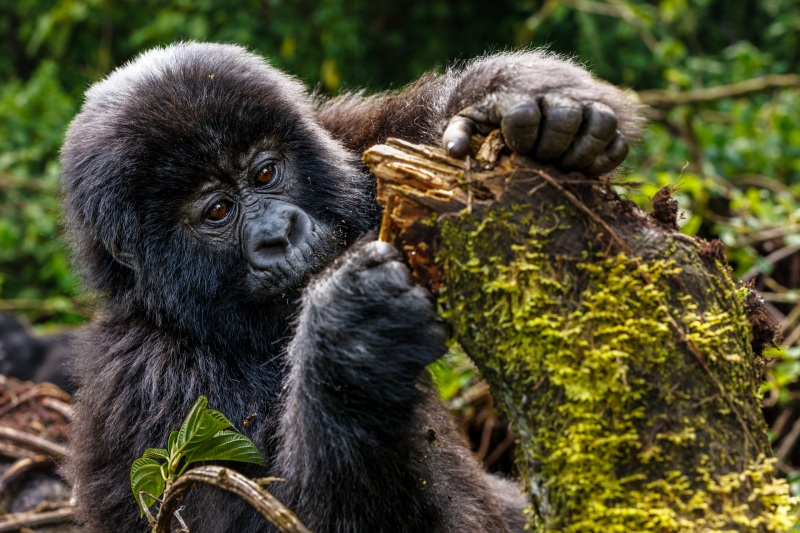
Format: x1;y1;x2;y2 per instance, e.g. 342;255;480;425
142;448;168;460
176;395;209;451
130;458;166;516
176;396;234;456
180;408;233;463
168;430;179;456
205;408;234;429
184;430;265;466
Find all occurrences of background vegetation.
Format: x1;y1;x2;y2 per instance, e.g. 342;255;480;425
2;0;800;495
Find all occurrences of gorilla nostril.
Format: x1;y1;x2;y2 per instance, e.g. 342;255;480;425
258;234;289;250
287;210;309;247
244;203;311;270
245;226;289;271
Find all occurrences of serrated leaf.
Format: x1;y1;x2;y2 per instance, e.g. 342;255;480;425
183;414;233;459
176;395;209;451
142;448;168;460
130;458;166;516
176;397;233;458
204;408;234;430
168;430;178;455
184;430;265;466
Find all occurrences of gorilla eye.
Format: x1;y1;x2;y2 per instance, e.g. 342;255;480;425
206;200;233;222
255;163;279;187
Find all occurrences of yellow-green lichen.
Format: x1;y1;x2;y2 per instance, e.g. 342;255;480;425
437;200;796;532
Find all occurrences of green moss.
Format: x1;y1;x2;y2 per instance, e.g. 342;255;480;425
438;201;795;532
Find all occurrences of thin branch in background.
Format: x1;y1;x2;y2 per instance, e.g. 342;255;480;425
742;224;800;246
605;0;659;52
484;430;516;470
475;413;496;462
759;292;800;304
0;427;66;459
0;507;74;533
776;292;800;335
559;0;659;52
770;406;793;434
776;416;800;462
0;382;72;417
0;442;38;460
0;297;94;322
40;397;75;420
742;245;800;282
0;455;53;495
522;0;560;37
783;318;800;348
639;74;800;108
523;0;659;53
732;174;797;197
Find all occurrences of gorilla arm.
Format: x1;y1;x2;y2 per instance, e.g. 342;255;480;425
274;241;520;532
315;50;644;175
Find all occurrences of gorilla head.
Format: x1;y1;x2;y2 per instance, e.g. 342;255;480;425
61;43;377;342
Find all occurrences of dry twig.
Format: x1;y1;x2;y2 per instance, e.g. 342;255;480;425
0;455;53;495
153;466;310;533
0;427;66;459
0;507;74;533
638;74;800;108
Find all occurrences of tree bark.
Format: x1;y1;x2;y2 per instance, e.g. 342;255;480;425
363;134;795;532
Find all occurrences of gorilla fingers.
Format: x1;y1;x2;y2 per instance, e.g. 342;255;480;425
442;93;629;175
287;240;445;399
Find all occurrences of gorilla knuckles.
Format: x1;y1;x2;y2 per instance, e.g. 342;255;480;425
61;42;640;532
444;94;629;175
299;241;446;374
441;53;643;175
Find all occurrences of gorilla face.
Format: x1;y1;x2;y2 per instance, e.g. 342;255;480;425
61;44;377;330
184;150;334;299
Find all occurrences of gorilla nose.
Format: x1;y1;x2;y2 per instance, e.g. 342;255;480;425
243;203;305;270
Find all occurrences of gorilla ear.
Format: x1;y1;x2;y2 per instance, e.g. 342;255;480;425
110;242;140;272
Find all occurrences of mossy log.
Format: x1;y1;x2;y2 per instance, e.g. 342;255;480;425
363;134;796;532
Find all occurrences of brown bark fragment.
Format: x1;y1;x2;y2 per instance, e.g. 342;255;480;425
651;185;680;230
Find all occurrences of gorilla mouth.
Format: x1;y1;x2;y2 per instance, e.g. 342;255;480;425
246;233;336;299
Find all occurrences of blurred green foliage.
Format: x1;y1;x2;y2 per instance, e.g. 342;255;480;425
2;0;800;506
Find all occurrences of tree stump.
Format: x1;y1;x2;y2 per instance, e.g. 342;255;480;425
363;134;795;532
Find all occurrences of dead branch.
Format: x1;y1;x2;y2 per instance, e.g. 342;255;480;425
0;427;65;459
638;74;800;108
364;135;794;532
153;466;310;533
0;506;74;533
0;455;53;495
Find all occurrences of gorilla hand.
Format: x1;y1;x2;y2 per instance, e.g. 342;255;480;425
278;241;462;531
289;240;446;403
443;93;629;177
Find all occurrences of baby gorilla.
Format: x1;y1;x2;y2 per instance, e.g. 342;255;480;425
61;43;641;532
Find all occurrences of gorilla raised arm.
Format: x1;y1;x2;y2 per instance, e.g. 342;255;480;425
61;43;641;532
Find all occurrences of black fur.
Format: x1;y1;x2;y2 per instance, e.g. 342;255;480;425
60;43;640;532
